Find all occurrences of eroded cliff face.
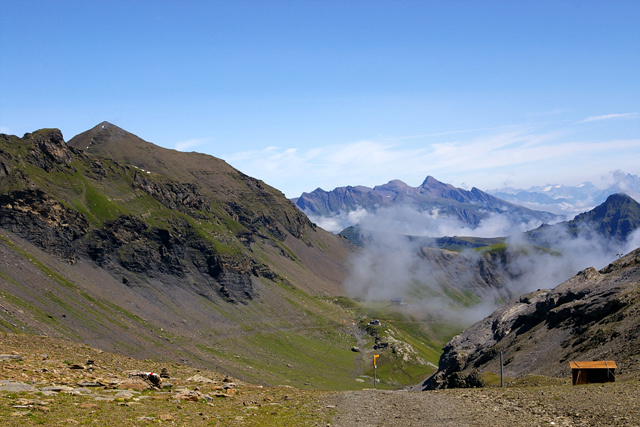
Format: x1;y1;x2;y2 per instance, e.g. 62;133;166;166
0;189;89;263
82;214;267;303
421;248;640;389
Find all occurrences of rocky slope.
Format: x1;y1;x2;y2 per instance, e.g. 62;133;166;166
0;124;358;387
421;248;640;389
0;332;331;426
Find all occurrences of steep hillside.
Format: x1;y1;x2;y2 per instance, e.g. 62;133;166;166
421;248;640;389
0;125;361;388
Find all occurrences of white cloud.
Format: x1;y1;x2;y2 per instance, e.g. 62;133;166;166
174;138;211;152
580;113;639;123
220;123;640;198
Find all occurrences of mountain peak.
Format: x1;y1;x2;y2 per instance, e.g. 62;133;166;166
87;121;129;136
386;179;409;186
603;192;634;204
420;175;446;187
68;122;138;152
67;122;170;176
579;192;638;221
94;121;125;133
97;120;115;128
373;179;409;191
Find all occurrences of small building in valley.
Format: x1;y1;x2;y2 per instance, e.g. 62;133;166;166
569;361;617;385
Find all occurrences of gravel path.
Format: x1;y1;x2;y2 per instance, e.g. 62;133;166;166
325;383;640;427
326;389;481;427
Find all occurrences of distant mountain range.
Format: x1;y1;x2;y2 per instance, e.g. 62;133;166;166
339;193;640;251
292;176;559;233
488;173;640;218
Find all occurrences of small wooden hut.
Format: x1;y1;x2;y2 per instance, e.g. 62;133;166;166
569;361;616;385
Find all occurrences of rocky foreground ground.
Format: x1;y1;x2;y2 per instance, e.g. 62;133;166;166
326;384;640;427
1;333;638;426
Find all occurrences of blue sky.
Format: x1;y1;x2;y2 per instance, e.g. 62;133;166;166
1;0;639;197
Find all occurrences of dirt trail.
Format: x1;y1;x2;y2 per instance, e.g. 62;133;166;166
348;324;367;379
325;384;640;427
326;390;482;427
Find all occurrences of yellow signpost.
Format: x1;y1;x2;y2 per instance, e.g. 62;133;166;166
373;354;379;389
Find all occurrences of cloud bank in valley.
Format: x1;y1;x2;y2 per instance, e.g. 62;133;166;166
309;204;545;236
340;205;639;323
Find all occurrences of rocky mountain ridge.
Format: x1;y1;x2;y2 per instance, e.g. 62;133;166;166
3;128;279;302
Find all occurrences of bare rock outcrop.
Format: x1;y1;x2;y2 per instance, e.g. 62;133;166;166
25;129;75;172
0;189;89;262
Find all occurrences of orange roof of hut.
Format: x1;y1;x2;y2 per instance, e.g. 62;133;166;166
569;361;617;385
569;361;617;370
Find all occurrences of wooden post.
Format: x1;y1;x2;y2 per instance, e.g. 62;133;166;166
374;365;377;389
500;351;504;388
